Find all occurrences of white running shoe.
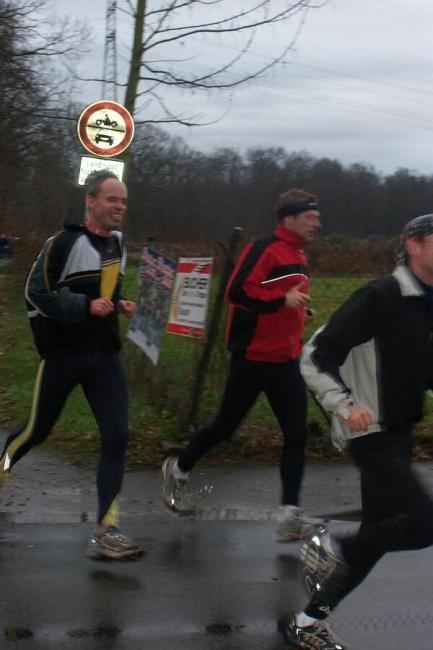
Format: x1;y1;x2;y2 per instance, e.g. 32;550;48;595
276;506;321;542
161;457;193;514
278;615;346;649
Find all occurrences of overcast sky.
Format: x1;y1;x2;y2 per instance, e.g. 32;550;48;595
56;0;433;176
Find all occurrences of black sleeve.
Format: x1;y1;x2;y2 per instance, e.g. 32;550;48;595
25;232;90;323
312;280;389;376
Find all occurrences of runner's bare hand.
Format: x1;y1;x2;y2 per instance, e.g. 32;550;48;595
90;298;115;317
337;404;374;432
284;283;311;309
117;299;137;319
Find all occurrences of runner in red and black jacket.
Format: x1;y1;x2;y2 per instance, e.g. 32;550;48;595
161;188;321;543
225;224;310;363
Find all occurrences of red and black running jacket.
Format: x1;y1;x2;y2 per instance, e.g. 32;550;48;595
225;225;309;363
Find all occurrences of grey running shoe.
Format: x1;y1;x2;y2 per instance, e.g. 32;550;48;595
276;506;320;542
300;525;349;596
278;615;346;649
87;526;145;561
161;457;192;514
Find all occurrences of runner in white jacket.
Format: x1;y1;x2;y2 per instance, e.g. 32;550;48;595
280;214;433;650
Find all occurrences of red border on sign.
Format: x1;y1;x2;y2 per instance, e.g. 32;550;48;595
77;101;134;158
166;323;204;339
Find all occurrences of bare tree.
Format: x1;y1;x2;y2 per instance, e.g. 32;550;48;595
121;0;327;124
1;0;88;59
0;0;90;229
70;1;325;125
0;0;90;118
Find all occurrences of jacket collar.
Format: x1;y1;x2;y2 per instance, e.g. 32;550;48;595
274;225;305;248
392;265;425;297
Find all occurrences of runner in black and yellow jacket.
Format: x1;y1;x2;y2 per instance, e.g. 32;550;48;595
0;172;144;561
25;221;125;356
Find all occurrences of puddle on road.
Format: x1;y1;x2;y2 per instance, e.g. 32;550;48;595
205;622;247;635
0;531;23;546
89;570;143;591
206;622;233;635
4;628;33;640
276;553;301;582
67;624;122;639
0;514;25;545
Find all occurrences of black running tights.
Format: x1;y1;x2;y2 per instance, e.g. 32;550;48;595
1;352;129;525
312;431;433;611
177;355;308;506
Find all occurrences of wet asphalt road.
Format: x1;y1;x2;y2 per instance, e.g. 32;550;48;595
1;438;433;649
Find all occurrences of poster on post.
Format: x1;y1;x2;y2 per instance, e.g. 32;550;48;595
127;246;176;365
167;257;213;339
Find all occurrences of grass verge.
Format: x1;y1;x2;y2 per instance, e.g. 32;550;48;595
1;254;432;468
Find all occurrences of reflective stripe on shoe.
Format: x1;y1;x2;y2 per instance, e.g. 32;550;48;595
0;453;11;490
300;526;349;596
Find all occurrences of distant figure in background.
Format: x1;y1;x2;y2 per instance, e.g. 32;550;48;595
0;172;144;561
161;188;321;542
0;233;11;260
281;214;433;650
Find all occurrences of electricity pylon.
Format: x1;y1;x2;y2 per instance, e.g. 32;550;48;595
102;0;118;101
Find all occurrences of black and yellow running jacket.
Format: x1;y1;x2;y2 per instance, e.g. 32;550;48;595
24;223;126;358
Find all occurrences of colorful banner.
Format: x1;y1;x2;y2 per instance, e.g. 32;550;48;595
167;257;213;339
127;246;176;365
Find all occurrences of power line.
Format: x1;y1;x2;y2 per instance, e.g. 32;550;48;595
156;38;433;131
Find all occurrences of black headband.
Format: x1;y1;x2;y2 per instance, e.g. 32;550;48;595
276;200;319;219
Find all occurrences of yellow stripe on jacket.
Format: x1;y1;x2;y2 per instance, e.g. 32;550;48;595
100;261;120;300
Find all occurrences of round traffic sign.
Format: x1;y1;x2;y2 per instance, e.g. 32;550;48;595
77;100;135;158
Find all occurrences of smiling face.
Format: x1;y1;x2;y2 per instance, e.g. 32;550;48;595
85;178;127;236
282;209;321;242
